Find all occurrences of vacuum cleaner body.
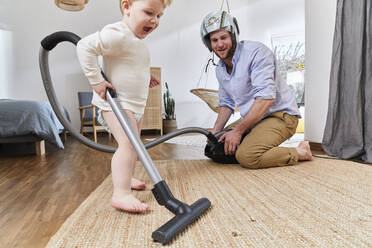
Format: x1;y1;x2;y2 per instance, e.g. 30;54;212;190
204;129;250;164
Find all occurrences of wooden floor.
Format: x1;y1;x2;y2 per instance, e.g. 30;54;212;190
0;133;205;248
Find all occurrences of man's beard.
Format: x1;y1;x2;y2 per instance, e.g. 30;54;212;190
215;43;236;60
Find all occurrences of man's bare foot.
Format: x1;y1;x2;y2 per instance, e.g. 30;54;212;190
131;178;146;190
296;141;313;161
111;194;149;213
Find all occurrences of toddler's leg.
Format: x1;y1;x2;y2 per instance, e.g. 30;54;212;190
102;110;148;213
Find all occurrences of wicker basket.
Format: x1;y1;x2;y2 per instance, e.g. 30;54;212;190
55;0;89;11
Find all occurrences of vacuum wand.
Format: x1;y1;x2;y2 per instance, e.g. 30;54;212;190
105;89;162;184
105;88;211;244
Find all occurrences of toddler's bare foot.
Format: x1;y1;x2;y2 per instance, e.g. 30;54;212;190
296;141;313;161
111;194;149;213
131;178;146;190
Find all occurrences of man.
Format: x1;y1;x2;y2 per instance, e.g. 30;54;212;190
200;10;312;169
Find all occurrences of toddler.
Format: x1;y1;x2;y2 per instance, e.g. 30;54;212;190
77;0;172;213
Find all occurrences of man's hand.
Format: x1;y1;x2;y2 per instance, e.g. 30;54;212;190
92;81;115;101
149;75;160;88
219;129;242;155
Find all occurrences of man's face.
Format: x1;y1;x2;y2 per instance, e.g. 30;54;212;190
210;30;234;60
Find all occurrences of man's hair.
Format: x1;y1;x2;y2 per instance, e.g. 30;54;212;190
119;0;173;14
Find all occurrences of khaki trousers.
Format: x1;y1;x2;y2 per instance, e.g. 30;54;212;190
235;112;299;169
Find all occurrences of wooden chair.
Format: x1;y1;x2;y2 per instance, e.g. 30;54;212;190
77;92;110;143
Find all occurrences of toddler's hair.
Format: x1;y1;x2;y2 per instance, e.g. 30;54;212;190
119;0;173;14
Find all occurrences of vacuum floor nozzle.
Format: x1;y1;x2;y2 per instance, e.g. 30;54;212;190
152;197;211;244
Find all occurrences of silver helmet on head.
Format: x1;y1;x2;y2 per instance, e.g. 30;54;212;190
200;10;240;52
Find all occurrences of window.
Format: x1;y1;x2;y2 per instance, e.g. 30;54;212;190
271;33;305;106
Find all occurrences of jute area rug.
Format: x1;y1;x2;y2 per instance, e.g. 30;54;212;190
47;159;371;248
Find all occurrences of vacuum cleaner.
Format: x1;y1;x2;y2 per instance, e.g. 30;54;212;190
39;31;220;245
204;129;250;164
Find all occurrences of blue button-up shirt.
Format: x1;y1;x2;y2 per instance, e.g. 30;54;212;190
216;40;301;119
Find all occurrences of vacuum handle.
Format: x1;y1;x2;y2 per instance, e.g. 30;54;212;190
102;71;118;98
106;87;117;98
41;31;81;51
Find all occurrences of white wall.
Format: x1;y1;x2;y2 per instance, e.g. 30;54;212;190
304;0;337;142
1;0;304;130
0;28;13;98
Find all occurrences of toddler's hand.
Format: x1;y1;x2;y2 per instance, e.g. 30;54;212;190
149;75;160;88
92;81;116;101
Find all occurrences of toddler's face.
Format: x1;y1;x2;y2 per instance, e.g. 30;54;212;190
125;0;164;39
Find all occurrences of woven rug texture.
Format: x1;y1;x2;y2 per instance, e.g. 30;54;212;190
46;159;372;248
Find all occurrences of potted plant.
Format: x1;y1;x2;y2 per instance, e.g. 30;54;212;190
163;82;177;133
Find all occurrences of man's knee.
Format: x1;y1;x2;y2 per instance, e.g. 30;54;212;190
235;148;261;169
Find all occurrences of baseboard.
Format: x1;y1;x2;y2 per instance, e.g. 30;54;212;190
309;142;324;152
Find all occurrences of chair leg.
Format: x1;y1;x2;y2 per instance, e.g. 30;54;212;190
108;132;112;141
62;131;67;142
94;127;98;143
80;109;86;135
92;106;98;143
